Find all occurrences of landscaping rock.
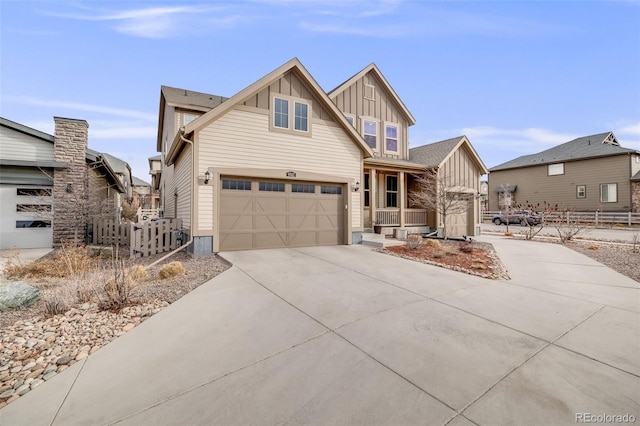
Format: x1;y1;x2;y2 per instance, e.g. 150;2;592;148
0;282;40;312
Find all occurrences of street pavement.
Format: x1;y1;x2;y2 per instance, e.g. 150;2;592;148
0;235;638;425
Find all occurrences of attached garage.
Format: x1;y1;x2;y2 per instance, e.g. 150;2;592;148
219;178;346;251
0;184;53;249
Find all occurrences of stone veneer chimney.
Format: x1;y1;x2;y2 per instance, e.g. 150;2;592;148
52;117;89;245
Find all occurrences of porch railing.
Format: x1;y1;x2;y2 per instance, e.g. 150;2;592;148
373;209;428;226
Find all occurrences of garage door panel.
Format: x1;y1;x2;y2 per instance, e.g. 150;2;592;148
318;230;342;245
220;233;254;251
289;198;315;212
289;231;317;247
256;198;287;212
255;232;288;249
255;215;287;230
220;196;252;212
290;214;317;229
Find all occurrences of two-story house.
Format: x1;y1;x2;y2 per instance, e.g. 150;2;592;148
155;58;486;255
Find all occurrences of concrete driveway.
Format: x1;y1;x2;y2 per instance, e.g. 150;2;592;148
1;236;638;425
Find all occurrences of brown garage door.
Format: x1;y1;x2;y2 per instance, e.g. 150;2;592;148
219;178;345;251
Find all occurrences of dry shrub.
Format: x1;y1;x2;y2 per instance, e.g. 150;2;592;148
100;259;137;310
588;244;599;250
42;286;74;316
158;261;185;279
406;234;422;250
128;265;148;280
445;249;458;256
432;250;445;259
458;241;474;253
424;239;441;248
4;243;97;279
504;232;513;237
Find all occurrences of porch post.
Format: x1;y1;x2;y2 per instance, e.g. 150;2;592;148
370;168;377;227
399;171;405;227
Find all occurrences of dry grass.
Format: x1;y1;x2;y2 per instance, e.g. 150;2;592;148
406;234;422;249
4;243;97;279
128;265;148;280
424;239;441;248
158;261;185;279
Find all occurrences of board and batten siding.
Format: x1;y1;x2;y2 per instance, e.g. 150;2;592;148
196;108;362;233
331;72;410;160
0;126;55;163
488;155;633;211
440;146;481;192
174;144;192;232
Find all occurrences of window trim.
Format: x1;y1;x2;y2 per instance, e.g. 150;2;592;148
548;163;565;176
222;179;252;191
576;185;586;199
259;181;285;192
364;83;375;101
320;185;342;195
362;117;379;152
600;183;618;203
270;94;312;136
383;122;400;154
291;183;315;194
344;114;355;127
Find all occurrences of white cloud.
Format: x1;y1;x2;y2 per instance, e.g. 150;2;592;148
5;96;156;121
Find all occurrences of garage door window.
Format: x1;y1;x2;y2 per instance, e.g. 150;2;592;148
320;185;342;195
17;188;52;196
259;182;285;192
17;204;52;213
222;180;251;190
16;220;51;228
292;184;315;193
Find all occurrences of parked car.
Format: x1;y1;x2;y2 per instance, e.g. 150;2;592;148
493;210;540;226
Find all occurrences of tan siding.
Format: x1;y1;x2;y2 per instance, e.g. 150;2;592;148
488;155;633;211
0;127;55;163
161;164;176;218
197;109;362;229
198;185;214;231
174;145;192;232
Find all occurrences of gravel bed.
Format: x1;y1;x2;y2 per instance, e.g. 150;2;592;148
569;241;640;283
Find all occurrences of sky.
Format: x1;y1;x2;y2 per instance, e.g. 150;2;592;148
1;0;639;182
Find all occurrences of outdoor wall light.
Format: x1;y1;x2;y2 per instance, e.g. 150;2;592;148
66;183;73;193
353;180;360;192
204;170;211;185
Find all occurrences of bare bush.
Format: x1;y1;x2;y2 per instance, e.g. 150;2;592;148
459;240;473;253
158;261;185;279
4;242;97;279
100;258;137;311
424;239;441;248
406;234;422;250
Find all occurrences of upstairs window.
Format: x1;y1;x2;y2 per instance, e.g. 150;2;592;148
344;114;355;126
274;98;289;129
183;112;199;126
272;96;311;134
548;163;564;176
364;84;375;101
385;124;399;153
363;119;377;150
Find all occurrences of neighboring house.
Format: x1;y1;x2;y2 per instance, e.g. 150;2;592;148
155;58;486;255
101;152;133;204
488;132;640;212
0;117;126;249
409;136;488;237
132;176;153;209
148;155;161;210
480;180;489;213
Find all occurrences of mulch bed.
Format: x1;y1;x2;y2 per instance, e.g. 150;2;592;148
383;239;510;280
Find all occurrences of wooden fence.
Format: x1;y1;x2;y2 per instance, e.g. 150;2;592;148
91;218;182;258
482;211;640;226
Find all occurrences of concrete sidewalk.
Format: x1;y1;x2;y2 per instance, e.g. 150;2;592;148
1;236;638;425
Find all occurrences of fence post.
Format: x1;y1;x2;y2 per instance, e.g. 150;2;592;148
130;222;135;258
629;212;632;227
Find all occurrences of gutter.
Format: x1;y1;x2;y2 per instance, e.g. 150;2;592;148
147;127;194;268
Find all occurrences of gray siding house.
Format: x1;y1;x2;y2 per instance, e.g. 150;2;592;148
488;132;640;212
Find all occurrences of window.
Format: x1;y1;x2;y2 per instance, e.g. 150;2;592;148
385;124;398;153
16;220;51;228
292;184;314;193
364;173;370;207
294;102;308;132
17;204;52;213
272;96;311;134
17;188;51;196
364;84;375;100
320;185;342;195
274;98;289;129
363;120;377;150
259;182;285;192
344;115;355;126
600;183;617;203
222;180;251;190
576;185;586;199
386;175;398;207
548;163;564;176
183;113;198;126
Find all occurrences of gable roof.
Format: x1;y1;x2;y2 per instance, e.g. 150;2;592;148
101;152;131;176
132;176;150;186
490;132;637;172
156;86;229;151
86;148;126;193
167;57;374;164
631;170;640;182
328;63;416;126
410;135;488;174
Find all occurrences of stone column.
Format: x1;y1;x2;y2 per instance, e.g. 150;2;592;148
52;117;89;245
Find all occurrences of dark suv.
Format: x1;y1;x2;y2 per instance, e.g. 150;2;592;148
493;210;540;226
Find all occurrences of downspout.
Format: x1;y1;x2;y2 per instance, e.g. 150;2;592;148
148;127;194;268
